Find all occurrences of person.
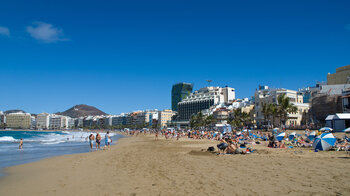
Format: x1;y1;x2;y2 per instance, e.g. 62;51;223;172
105;131;112;149
155;130;159;140
96;133;102;149
268;133;276;148
217;139;228;155
226;139;238;154
89;134;95;149
19;138;23;149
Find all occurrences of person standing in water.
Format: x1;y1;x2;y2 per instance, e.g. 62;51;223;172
96;133;102;149
89;134;95;150
105;131;112;149
19;138;23;149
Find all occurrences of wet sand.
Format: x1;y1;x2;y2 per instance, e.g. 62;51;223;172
0;134;350;196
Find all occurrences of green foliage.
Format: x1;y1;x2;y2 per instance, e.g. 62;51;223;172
190;112;215;129
261;94;298;128
228;109;251;129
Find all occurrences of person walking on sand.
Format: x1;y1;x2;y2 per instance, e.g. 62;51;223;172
155;130;159;140
19;138;23;149
96;133;102;149
89;134;95;150
105;131;112;149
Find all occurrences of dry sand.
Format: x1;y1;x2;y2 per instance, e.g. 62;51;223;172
0;134;350;196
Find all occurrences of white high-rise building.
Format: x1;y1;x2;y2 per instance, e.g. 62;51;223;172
36;113;50;129
178;86;235;121
49;114;62;129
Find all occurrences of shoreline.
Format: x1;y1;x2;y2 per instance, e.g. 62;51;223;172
0;131;123;177
0;134;350;195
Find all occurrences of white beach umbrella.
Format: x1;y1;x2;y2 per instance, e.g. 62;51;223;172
312;133;336;151
342;127;350;133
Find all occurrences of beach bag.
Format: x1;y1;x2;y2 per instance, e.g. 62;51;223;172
207;146;215;152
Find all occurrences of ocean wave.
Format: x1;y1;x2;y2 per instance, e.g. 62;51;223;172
0;136;17;142
0;131;117;144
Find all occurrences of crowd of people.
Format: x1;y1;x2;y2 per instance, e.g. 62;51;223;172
120;127;350;154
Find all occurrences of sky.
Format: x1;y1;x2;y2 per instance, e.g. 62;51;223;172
0;0;349;114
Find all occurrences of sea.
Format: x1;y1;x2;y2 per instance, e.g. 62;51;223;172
0;130;123;176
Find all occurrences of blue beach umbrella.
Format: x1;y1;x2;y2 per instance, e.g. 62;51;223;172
242;129;251;132
288;132;296;141
273;128;279;133
319;127;333;132
308;131;316;141
236;132;242;136
312;133;336;151
276;132;285;141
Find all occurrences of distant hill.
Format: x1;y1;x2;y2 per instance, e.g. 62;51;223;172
4;110;26;114
56;104;107;118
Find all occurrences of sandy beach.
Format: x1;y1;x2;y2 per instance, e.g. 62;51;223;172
0;134;350;196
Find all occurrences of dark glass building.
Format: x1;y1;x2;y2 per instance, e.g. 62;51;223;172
171;82;193;112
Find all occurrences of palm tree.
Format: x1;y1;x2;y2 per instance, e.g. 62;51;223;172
228;109;251;129
262;103;271;127
190;112;205;129
269;103;278;128
204;115;216;129
277;94;298;128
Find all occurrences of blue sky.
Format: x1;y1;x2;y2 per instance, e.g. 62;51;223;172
0;0;349;114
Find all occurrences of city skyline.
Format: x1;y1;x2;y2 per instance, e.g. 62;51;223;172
1;0;349;114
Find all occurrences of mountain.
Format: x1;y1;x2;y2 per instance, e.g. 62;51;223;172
57;104;107;118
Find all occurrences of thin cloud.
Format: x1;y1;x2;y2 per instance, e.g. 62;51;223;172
345;24;350;31
26;22;68;43
0;26;10;36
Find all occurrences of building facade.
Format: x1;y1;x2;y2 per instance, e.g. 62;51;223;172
158;109;175;128
5;112;31;129
178;86;235;121
254;85;310;128
0;111;5;128
171;82;193;112
49;115;62;129
36;113;50;129
327;65;350;85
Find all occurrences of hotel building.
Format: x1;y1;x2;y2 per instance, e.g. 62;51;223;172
5;112;31;129
36;113;50;129
177;86;235;122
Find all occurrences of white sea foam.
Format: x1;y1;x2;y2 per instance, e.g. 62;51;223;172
0;136;17;142
0;131;116;145
39;131;116;145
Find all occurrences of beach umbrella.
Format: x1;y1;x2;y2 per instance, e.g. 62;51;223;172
288;132;296;141
276;132;285;141
319;127;333;132
313;133;336;151
242;129;251;132
236;132;242;136
308;131;316;141
342;127;350;133
272;128;279;134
